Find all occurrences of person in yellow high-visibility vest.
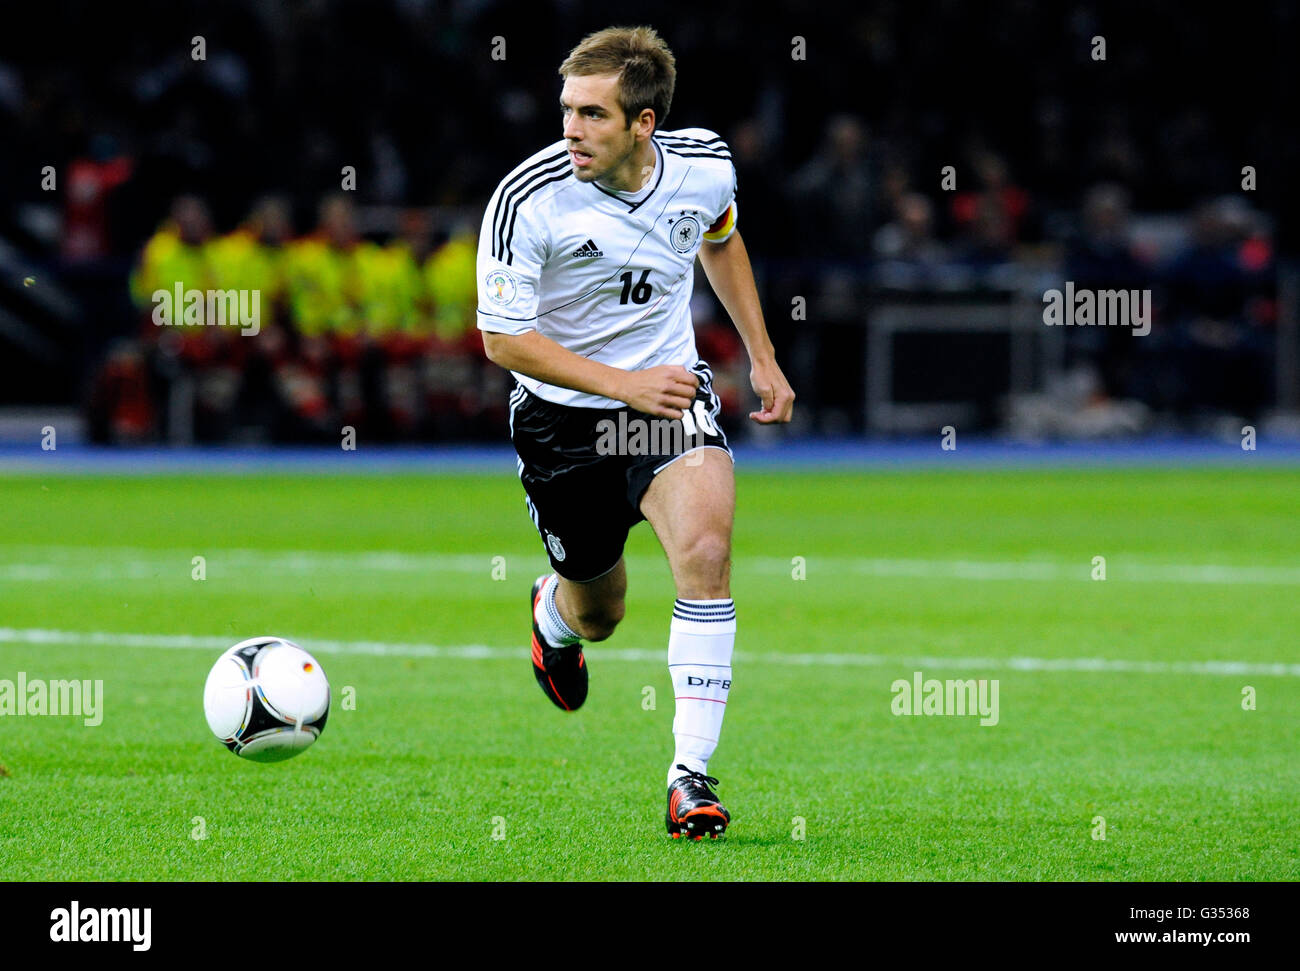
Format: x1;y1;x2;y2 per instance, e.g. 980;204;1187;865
284;195;377;429
418;218;487;437
129;195;246;440
205;196;294;376
423;220;478;344
207;196;292;319
129;196;218;356
206;196;311;437
358;210;442;435
284;195;367;340
356;233;423;338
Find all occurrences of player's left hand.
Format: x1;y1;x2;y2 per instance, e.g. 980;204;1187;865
748;359;795;424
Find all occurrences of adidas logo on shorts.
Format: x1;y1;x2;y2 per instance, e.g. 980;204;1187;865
571;238;603;258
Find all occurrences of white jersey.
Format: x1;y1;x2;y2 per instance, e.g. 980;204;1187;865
476;127;738;409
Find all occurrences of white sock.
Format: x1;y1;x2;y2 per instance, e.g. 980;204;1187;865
667;598;735;787
534;574;580;647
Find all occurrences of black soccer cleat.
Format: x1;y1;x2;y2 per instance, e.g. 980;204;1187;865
666;765;730;840
530;575;587;711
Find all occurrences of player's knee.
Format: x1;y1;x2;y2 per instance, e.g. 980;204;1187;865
575;599;625;641
677;531;731;595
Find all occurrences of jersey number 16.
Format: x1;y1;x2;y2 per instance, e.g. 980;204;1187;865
618;269;653;305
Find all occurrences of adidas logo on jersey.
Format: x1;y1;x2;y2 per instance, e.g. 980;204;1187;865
571;238;603;258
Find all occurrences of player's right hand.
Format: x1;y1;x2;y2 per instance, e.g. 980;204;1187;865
619;365;698;418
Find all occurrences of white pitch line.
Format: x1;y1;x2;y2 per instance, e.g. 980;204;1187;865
3;545;1300;585
0;628;1296;678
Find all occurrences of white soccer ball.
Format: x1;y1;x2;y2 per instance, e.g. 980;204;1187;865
203;637;330;762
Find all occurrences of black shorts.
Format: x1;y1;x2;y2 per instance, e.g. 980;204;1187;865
509;359;732;582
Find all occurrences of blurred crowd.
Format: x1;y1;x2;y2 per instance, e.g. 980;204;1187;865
97;193;494;443
94;192;751;444
0;0;1293;439
863;165;1277;422
1057;189;1276;425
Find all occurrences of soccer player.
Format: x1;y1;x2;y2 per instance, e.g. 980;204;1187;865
476;25;795;839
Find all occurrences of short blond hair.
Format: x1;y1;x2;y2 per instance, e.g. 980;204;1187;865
558;26;676;131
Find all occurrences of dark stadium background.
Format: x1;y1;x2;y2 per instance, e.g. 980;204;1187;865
0;0;1296;446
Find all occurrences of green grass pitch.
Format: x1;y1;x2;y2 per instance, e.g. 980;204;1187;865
0;465;1297;880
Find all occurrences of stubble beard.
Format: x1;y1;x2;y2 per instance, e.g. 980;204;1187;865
578;132;640;187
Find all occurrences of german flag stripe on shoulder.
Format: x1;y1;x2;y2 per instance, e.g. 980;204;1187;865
703;202;737;242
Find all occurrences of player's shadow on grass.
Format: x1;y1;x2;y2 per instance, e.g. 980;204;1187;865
666;832;792;847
